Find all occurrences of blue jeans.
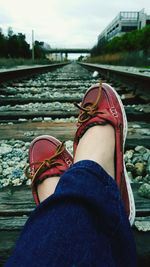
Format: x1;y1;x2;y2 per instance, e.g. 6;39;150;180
4;160;136;267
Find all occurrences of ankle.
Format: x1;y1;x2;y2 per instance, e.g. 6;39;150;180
37;176;60;202
74;125;115;178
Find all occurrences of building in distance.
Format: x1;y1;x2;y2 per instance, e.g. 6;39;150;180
98;9;150;44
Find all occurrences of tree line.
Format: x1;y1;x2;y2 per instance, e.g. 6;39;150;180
0;27;47;59
91;25;150;57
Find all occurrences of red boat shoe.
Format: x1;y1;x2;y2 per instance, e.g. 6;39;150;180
25;135;73;205
74;82;135;225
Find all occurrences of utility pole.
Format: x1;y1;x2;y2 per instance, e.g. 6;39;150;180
32;30;35;61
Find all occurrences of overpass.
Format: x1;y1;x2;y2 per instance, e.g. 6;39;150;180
46;48;91;60
47;48;91;53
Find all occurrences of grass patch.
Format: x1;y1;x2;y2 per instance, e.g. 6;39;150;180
86;52;150;67
0;58;59;69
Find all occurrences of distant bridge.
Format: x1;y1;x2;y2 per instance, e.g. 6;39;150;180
47;48;91;54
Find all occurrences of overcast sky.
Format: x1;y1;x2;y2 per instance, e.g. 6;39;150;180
0;0;150;49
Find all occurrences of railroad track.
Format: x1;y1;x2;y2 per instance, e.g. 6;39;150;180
0;62;150;266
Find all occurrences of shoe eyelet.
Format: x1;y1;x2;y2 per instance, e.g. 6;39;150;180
66;159;72;166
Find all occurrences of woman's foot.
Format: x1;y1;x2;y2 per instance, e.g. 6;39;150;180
74;82;135;225
74;124;115;178
25;135;73;205
37;176;60;203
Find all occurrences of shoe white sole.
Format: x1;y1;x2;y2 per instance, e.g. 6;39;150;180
103;83;136;225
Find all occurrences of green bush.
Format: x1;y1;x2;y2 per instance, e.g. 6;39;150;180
91;26;150;57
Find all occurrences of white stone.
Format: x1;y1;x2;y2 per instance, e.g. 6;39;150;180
0;144;12;155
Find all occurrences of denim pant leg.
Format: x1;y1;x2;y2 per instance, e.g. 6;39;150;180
4;160;136;267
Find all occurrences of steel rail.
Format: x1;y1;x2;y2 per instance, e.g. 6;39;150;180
0;62;68;83
79;62;150;98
